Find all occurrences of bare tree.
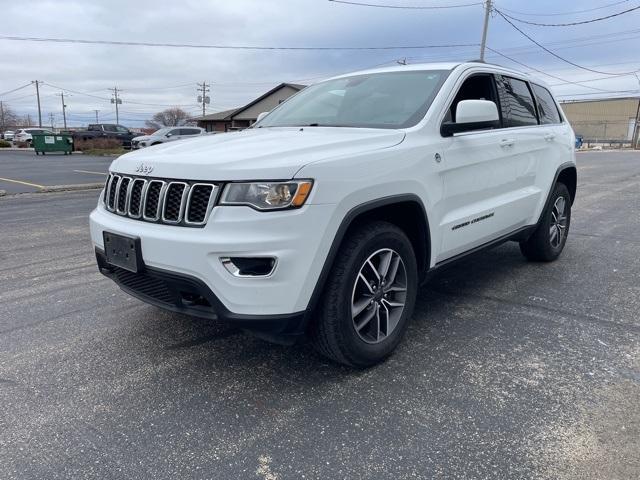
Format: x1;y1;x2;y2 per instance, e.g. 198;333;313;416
145;108;193;130
0;103;19;132
21;114;34;127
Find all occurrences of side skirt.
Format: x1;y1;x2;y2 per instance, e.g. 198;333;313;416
422;224;536;284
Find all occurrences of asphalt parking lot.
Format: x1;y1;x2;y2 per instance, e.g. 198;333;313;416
0;151;638;479
0;150;112;194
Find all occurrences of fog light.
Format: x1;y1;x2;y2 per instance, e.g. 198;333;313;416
220;257;276;277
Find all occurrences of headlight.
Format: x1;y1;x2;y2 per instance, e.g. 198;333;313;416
220;180;313;211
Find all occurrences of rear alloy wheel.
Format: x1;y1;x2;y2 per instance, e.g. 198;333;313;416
549;196;568;249
310;221;417;367
520;182;571;262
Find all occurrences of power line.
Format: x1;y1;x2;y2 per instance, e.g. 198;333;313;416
0;34;478;51
0;92;36;102
0;82;32;97
485;47;635;93
41;81;110;101
494;9;640;76
497;4;640;27
495;0;631;17
327;0;482;9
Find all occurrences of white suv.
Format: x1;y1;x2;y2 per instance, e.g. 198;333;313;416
90;62;576;367
13;128;54;145
131;127;205;149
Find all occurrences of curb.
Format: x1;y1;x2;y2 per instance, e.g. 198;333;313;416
0;183;104;200
41;183;104;193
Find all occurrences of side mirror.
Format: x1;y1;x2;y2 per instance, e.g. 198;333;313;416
256;112;269;123
165;133;172;138
441;99;500;137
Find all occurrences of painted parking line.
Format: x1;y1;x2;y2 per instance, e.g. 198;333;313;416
0;177;45;189
73;170;107;176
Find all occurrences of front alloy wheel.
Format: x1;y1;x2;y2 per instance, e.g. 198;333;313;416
351;248;407;344
311;221;417;368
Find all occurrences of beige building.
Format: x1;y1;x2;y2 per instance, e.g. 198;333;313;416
194;83;305;132
561;97;640;146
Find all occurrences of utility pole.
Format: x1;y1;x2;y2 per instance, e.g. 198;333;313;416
94;109;100;123
49;112;55;130
110;87;122;124
0;101;5;132
56;92;68;129
197;82;210;117
32;80;43;127
479;0;493;62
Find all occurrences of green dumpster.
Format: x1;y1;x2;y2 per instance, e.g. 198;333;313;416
32;133;74;155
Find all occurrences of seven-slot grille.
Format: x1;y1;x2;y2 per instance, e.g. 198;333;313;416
104;173;217;227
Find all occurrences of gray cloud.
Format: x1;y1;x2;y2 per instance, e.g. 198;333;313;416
1;0;638;127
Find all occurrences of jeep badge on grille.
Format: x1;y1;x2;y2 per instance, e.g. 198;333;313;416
135;163;154;175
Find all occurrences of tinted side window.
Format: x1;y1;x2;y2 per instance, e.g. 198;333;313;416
103;125;117;132
496;76;538;127
531;84;561;124
180;128;200;135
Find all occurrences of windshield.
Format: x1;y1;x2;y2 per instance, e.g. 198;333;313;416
153;127;172;136
258;70;449;129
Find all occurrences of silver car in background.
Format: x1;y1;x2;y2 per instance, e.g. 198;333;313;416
131;127;205;149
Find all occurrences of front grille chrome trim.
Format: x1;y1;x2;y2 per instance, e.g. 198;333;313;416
106;174;121;212
116;177;132;215
142;180;166;222
185;183;218;226
104;173;217;228
127;179;147;219
161;182;190;224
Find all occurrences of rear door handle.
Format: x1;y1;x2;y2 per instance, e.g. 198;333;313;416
544;133;556;141
499;138;515;147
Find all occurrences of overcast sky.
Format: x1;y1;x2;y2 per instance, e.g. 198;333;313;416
1;0;639;128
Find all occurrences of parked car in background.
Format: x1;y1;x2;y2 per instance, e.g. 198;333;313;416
1;130;15;141
131;127;205;149
13;128;54;145
73;124;136;149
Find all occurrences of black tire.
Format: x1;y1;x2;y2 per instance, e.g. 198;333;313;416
310;221;418;368
520;182;571;262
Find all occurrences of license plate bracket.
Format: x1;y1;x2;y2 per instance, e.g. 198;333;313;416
103;232;143;273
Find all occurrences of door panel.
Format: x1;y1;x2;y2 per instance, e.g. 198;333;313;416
437;128;543;261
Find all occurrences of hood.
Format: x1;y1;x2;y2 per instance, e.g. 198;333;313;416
132;135;151;142
109;127;405;180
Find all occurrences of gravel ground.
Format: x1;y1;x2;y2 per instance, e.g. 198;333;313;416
0;151;638;479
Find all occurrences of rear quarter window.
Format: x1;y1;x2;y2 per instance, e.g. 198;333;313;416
531;84;562;124
495;75;539;127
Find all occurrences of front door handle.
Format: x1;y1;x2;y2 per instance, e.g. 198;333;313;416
544;133;556;141
499;138;515;147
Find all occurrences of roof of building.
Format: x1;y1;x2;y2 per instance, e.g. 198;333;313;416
193;83;307;122
560;96;640;105
194;108;241;122
231;83;305;118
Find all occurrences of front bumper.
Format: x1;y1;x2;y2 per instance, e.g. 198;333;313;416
90;199;337;320
95;248;307;335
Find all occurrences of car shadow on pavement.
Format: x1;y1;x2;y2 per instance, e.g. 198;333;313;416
119;241;540;383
